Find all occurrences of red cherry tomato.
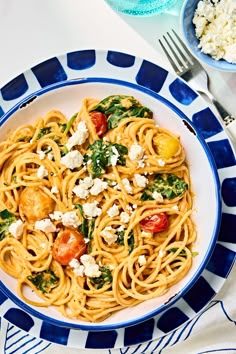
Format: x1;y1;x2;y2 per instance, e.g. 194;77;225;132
52;228;87;265
90;111;107;137
140;213;168;233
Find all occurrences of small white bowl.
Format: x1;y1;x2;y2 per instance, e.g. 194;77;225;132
0;78;221;331
181;0;236;72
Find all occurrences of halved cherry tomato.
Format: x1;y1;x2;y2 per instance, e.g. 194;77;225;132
52;228;87;265
140;213;168;233
90;111;107;137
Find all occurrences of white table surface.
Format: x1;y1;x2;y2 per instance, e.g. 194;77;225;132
0;1;236;353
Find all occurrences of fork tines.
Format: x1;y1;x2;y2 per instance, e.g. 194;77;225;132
159;29;195;75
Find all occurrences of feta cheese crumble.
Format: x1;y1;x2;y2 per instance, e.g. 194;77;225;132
122;178;133;194
49;211;63;221
37;150;46;160
83;202;102;218
37;165;48;179
69;258;85;277
100;226;118;245
35;219;56;233
66;121;89;150
107;204;120;217
193;0;236;62
134;174;148;188
120;211;130;223
152;191;164;202
80;254;101;277
128;143;144;161
61;211;81;228
138;255;147;266
72;177;107;199
51;186;59;194
9;219;24;238
110;146;120;166
60;150;83;169
90;178;108;196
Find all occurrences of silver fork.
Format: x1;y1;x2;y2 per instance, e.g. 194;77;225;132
158;29;236;140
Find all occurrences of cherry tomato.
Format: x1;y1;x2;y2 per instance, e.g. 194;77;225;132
140;213;168;233
90;111;107;137
52;228;87;265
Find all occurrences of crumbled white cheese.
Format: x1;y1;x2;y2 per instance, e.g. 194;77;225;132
83;202;102;218
134;174;148;188
72;176;95;199
110;146;120;166
69;258;85;277
37;150;46;160
172;205;179;211
49;211;63;221
51;186;59;194
152;191;164;202
47;152;54;160
72;184;90;199
159;249;166;258
90;178;108;196
107;204;120;217
120;211;130;223
100;226;118;245
60;150;83;169
80;254;101;277
61;211;81;228
138;255;147;266
35;219;56;233
66;121;89;150
122;178;133;194
9;219;24;239
193;0;236;62
157;159;166;167
129;143;144;161
37;165;48;179
126;205;133;212
117;225;125;232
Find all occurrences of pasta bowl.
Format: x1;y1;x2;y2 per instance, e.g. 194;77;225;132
0;77;221;331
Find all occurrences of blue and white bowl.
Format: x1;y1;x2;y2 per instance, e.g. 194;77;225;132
0;77;221;331
180;0;236;72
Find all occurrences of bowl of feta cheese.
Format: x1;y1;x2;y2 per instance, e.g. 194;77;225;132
181;0;236;71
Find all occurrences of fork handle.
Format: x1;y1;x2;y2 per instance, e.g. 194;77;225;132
209;94;236;143
201;90;236;143
211;97;236;126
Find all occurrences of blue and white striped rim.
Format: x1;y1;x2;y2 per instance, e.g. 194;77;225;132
0;49;235;349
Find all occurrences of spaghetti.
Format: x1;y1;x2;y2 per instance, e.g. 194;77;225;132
0;95;196;322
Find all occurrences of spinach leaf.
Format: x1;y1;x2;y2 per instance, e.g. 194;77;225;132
36;127;52;140
27;269;59;293
64;112;78;135
87;219;95;253
0;209;15;220
169;247;199;257
75;204;89;237
0;220;13;241
0;209;16;241
91;95;153;129
84;140;128;177
141;174;188;201
89;266;112;289
116;230;134;254
58;123;67;132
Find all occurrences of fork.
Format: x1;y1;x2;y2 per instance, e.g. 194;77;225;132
158;29;236;141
